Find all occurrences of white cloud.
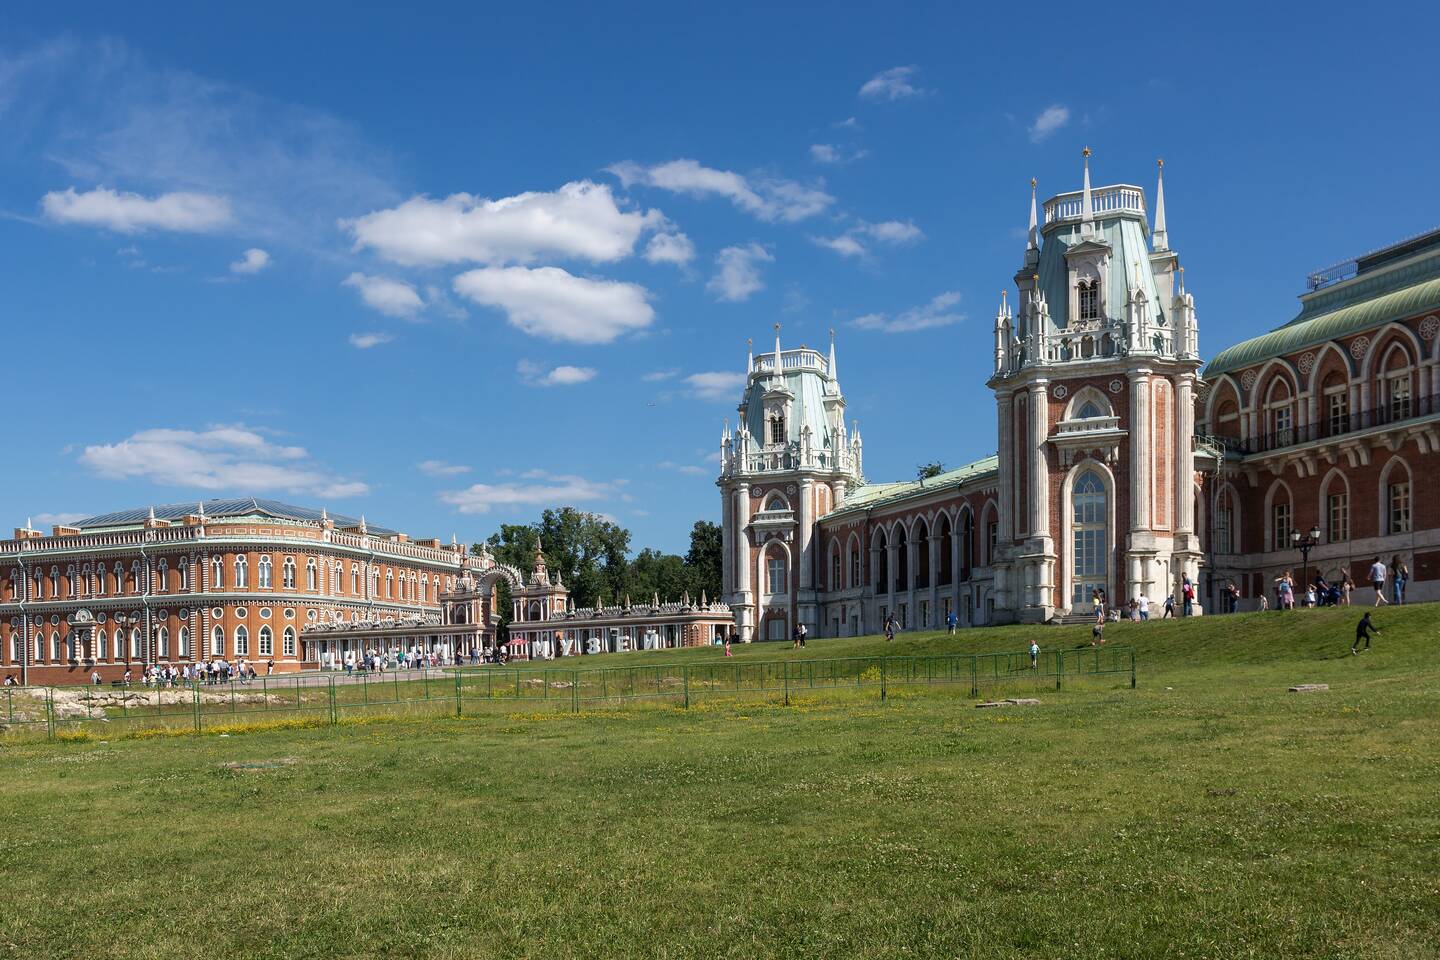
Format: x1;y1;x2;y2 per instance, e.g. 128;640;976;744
418;459;471;476
809;143;868;165
343;272;424;319
348;332;393;349
658;460;708;476
440;473;620;514
609;159;833;223
707;243;772;302
517;360;597;387
858;66;925;101
852;291;964;334
453;265;654;344
642;369;679;382
813;219;923;259
229;247;270;274
41;186;232;234
33;512;87;527
1028;104;1070;143
685;371;746;402
643;231;695;266
79;425;367;499
343;180;658;267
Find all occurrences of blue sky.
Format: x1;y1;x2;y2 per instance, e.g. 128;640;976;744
3;1;1438;552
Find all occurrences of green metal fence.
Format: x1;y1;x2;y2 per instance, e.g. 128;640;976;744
1;646;1135;742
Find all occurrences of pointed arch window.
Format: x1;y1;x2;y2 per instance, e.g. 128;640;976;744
235;556;249;589
306;558;317;591
157;627;169;659
1071;470;1108;606
282;626;296;657
768;413;786;445
1077;279;1099;321
258;625;273;657
1077;400;1103;419
211;626;225;656
212;556;224;590
156;559;168;593
766;550;787;595
351;564;360;595
94;629;107;661
257;556;273;590
235;625;249;656
178;627;190;659
178;558;190;592
1387;467;1412;535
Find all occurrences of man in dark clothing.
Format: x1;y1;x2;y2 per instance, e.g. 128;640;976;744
1352;613;1380;655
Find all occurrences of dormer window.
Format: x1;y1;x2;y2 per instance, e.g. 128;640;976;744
768;414;786;445
1077;279;1099;321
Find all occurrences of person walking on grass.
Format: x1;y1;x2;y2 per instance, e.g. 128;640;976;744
1162;594;1175;619
797;623;807;648
724;629;735;658
1368;556;1388;606
1391;555;1409;605
1030;639;1040;670
884;613;897;642
1340;571;1353;606
1181;574;1195;617
946;610;958;635
1138;593;1150;621
1091;620;1105;646
1352;612;1380;655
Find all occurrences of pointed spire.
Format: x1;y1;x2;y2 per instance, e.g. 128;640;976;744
1027;177;1038;250
1178;265;1186;296
25;516;33;532
746;337;753;372
196;501;205;518
1080;147;1094;235
1152;157;1168;252
828;327;838;382
148;506;156;521
700;589;708;606
359;515;367;534
773;322;782;376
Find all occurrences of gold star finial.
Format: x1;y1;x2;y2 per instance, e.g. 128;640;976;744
1083;146;1092;158
1157;157;1164;169
1030;177;1037;189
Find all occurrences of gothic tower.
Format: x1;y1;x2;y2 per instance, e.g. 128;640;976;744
988;151;1201;622
718;327;863;640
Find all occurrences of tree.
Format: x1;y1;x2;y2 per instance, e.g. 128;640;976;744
481;508;631;610
684;520;723;601
917;461;946;480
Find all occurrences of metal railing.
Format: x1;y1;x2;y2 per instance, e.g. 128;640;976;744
1;647;1137;742
1212;393;1437;456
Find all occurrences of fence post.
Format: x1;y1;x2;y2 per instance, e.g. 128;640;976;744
572;669;579;714
46;688;56;742
193;682;201;733
328;676;337;726
455;668;463;718
683;665;690;710
783;661;790;706
880;658;887;704
1130;648;1137;689
970;655;978;698
1056;650;1063;691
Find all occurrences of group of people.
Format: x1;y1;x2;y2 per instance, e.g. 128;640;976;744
1091;574;1198;626
1266;556;1410;612
337;645;496;674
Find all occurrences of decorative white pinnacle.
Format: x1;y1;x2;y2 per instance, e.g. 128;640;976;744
1080;147;1094;235
828;327;838;382
1027;177;1038;250
1152;158;1169;252
773;322;782;375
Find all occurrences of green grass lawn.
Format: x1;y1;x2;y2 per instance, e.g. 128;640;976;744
1;606;1437;959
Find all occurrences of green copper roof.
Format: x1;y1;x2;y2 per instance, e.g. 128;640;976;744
1205;247;1440;377
832;455;998;516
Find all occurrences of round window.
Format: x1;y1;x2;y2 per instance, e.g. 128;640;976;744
212;607;224;618
235;607;248;619
284;608;295;620
259;607;272;620
97;612;108;624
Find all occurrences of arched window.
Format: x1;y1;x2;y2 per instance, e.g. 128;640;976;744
1384;460;1412;535
178;627;190;659
913;519;929;590
830;542;842;591
766;548;787;595
961;509;975;580
94;565;106;596
1268;482;1293;551
386;571;394;598
351;564;360;595
156;559;168;593
768;413;786;445
418;575;428;603
113;629;124;660
874;531;889;594
1077;400;1103;419
1071;470;1108;606
235;556;249;589
282;557;296;590
1321;473;1349;543
1078;279;1099;321
94;629;107;661
211;626;225;656
849;538;861;589
112;562;123;594
894;525;909;591
1215;486;1236;553
156;627;169;659
371;569;380;596
80;564;91;596
49;566;59;598
235;625;249;657
258;556;273;589
1264;376;1295;448
212;556;224;589
305;559;316;591
178;558;189;592
258;626;273;657
129;628;141;660
330;562;340;594
282;627;296;657
938;514;953;585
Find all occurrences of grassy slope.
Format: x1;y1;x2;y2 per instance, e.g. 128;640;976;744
1;606;1437;960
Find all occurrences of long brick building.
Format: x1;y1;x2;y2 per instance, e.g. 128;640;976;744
718;153;1438;639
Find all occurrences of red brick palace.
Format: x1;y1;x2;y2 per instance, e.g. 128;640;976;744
718;154;1438;639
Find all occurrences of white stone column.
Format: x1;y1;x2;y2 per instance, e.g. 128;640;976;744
996;392;1015;540
1129;370;1153;530
1029;381;1050;537
927;534;940;627
735;483;753;640
720;487;733;599
798;478;814;591
1175;375;1196;535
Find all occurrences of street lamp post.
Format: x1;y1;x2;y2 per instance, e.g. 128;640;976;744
1291;524;1322;604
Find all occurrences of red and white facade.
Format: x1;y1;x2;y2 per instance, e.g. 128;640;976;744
720;154;1440;637
0;499;486;685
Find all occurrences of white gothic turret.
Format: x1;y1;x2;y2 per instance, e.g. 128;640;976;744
1080;147;1095;237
